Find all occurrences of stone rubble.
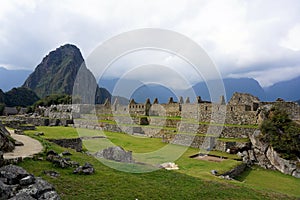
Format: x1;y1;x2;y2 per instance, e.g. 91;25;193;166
73;163;95;175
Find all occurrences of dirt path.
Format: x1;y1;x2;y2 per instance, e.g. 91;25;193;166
3;130;43;159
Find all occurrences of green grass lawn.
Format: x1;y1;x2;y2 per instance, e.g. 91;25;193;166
26;126;101;139
236;166;300;197
20;126;300;199
18;142;291;200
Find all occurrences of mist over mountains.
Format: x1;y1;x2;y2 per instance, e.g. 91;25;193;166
0;44;299;105
99;76;299;103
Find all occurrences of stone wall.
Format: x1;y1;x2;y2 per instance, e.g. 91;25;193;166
47;138;82;152
214;140;251;152
221;163;247;178
2;116;73;127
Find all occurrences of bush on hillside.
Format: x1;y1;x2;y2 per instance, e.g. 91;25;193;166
260;106;300;160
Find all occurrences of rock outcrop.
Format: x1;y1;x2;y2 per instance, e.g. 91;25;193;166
0;165;60;199
266;146;300;178
245;130;300;178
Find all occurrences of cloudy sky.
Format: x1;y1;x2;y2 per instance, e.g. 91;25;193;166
1;0;300;87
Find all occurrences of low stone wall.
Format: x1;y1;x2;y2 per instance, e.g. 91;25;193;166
47;138;82;152
2;119;26;129
19;125;36;130
3;117;74;128
221;163;247;178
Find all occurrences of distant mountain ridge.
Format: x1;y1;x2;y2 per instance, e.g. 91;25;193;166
100;77;265;103
265;76;300;101
191;78;266;102
100;76;299;103
0;67;31;92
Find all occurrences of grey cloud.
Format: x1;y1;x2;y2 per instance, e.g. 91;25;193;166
0;0;300;87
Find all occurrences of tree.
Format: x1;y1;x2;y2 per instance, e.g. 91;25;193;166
260;106;300;160
0;103;5;115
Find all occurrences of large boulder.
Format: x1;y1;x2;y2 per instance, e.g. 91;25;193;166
248;130;274;169
0;165;60;199
94;146;133;163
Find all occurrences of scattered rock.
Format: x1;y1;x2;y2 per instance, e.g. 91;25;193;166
46;150;82;171
73;162;95;175
69;161;80;168
52;158;70;169
94;146;133;163
46;150;58;156
159;162;179;170
211;170;218;175
47;151;71;169
43;171;60;178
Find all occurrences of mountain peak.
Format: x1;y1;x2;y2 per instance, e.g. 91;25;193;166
23;44;85;98
22;44;111;104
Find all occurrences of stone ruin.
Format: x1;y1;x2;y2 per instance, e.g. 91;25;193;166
1;92;299;178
